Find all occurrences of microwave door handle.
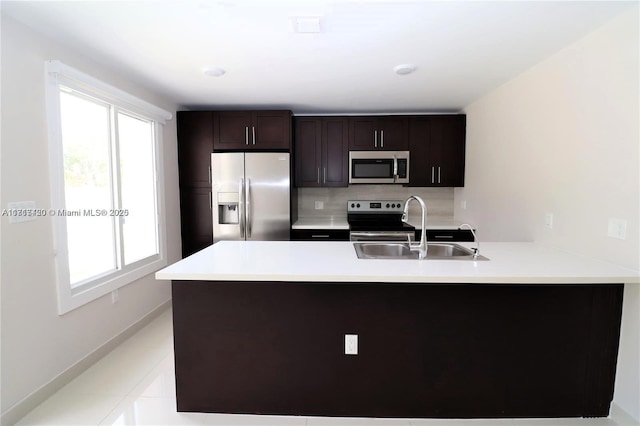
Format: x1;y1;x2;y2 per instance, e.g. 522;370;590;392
393;155;398;182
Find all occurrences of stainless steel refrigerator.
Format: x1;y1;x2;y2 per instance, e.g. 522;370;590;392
211;152;290;242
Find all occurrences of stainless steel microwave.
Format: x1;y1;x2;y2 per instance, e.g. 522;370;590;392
349;151;410;184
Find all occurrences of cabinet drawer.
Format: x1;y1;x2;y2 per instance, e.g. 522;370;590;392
291;229;350;241
416;229;475;242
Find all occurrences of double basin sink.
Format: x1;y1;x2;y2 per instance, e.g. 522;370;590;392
353;242;489;261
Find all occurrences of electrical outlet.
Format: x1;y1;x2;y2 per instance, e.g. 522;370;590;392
345;334;358;355
545;213;553;229
315;201;324;210
461;200;467;210
111;289;119;304
607;218;627;240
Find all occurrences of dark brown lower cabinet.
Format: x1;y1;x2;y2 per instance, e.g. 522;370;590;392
172;281;623;418
178;188;212;257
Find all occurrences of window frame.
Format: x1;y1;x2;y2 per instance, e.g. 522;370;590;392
45;60;172;315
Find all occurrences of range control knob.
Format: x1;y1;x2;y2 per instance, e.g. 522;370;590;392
391;203;396;208
351;203;355;208
386;203;390;208
356;203;361;208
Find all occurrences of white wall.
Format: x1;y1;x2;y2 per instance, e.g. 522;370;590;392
0;15;182;417
455;6;639;420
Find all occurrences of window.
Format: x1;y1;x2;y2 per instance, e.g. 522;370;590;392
46;60;172;314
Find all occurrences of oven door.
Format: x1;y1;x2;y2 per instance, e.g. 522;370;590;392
350;231;415;242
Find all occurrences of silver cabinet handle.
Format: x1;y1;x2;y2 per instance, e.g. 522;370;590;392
381;130;384;148
208;166;211;184
209;191;212;210
245;127;249;145
239;178;245;238
438;166;441;184
374;130;377;148
323;167;326;184
311;234;330;238
317;168;320;184
252;126;256;145
245;177;252;238
431;166;435;184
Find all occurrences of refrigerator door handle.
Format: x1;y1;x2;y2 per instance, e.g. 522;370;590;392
245;178;252;238
239;178;245;239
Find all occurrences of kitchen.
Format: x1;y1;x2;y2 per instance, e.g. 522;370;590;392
1;1;638;425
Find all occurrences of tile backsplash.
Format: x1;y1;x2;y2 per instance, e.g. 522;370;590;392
296;186;454;219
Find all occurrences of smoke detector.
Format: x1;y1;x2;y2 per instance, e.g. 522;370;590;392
393;64;417;75
203;67;226;77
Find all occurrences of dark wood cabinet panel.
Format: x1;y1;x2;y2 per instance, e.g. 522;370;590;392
322;118;349;186
348;116;408;150
377;116;409;150
348;117;377;150
178;187;212;257
294;118;322;187
213;111;253;150
253;111;291;149
214;110;291;150
177;111;213;187
409;115;465;187
294;117;348;188
173;281;624;418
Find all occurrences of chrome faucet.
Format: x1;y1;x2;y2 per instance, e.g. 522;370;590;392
459;223;480;259
402;195;427;259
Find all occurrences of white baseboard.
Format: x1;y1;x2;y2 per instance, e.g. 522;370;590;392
611;402;640;425
0;299;171;426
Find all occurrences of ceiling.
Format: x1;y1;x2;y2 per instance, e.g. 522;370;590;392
2;0;636;113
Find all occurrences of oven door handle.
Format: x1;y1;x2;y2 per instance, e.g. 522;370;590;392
350;231;415;242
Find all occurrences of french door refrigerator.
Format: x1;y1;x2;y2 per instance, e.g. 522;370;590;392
211;152;290;242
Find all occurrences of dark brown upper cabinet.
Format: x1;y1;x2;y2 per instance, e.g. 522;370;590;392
213;110;291;151
294;117;348;187
348;116;408;150
177;111;214;187
409;115;466;187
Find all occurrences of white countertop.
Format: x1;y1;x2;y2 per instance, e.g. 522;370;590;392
291;216;466;230
156;241;639;284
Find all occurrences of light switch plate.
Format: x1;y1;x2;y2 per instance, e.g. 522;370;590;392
315;201;324;210
7;201;37;223
544;213;553;229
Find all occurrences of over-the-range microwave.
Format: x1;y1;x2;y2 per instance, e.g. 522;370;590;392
348;150;410;184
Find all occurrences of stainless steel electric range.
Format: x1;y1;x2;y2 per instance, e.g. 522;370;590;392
347;200;415;242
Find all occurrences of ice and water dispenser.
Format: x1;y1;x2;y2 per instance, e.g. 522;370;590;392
216;192;239;225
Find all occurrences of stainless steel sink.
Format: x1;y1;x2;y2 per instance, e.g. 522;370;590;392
353;242;489;260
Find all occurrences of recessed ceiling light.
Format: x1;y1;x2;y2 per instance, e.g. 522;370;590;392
393;64;417;75
203;67;226;77
292;17;322;33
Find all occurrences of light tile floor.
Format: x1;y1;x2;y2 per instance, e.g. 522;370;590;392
16;307;638;426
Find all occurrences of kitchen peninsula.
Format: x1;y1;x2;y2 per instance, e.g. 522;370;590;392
156;241;638;419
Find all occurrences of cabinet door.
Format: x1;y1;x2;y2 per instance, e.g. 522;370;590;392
179;187;213;258
408;117;432;187
252;111;291;149
213;111;253;150
177;111;213;186
377;116;408;150
322;118;349;187
294;118;322;187
429;115;466;187
348;117;377;150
